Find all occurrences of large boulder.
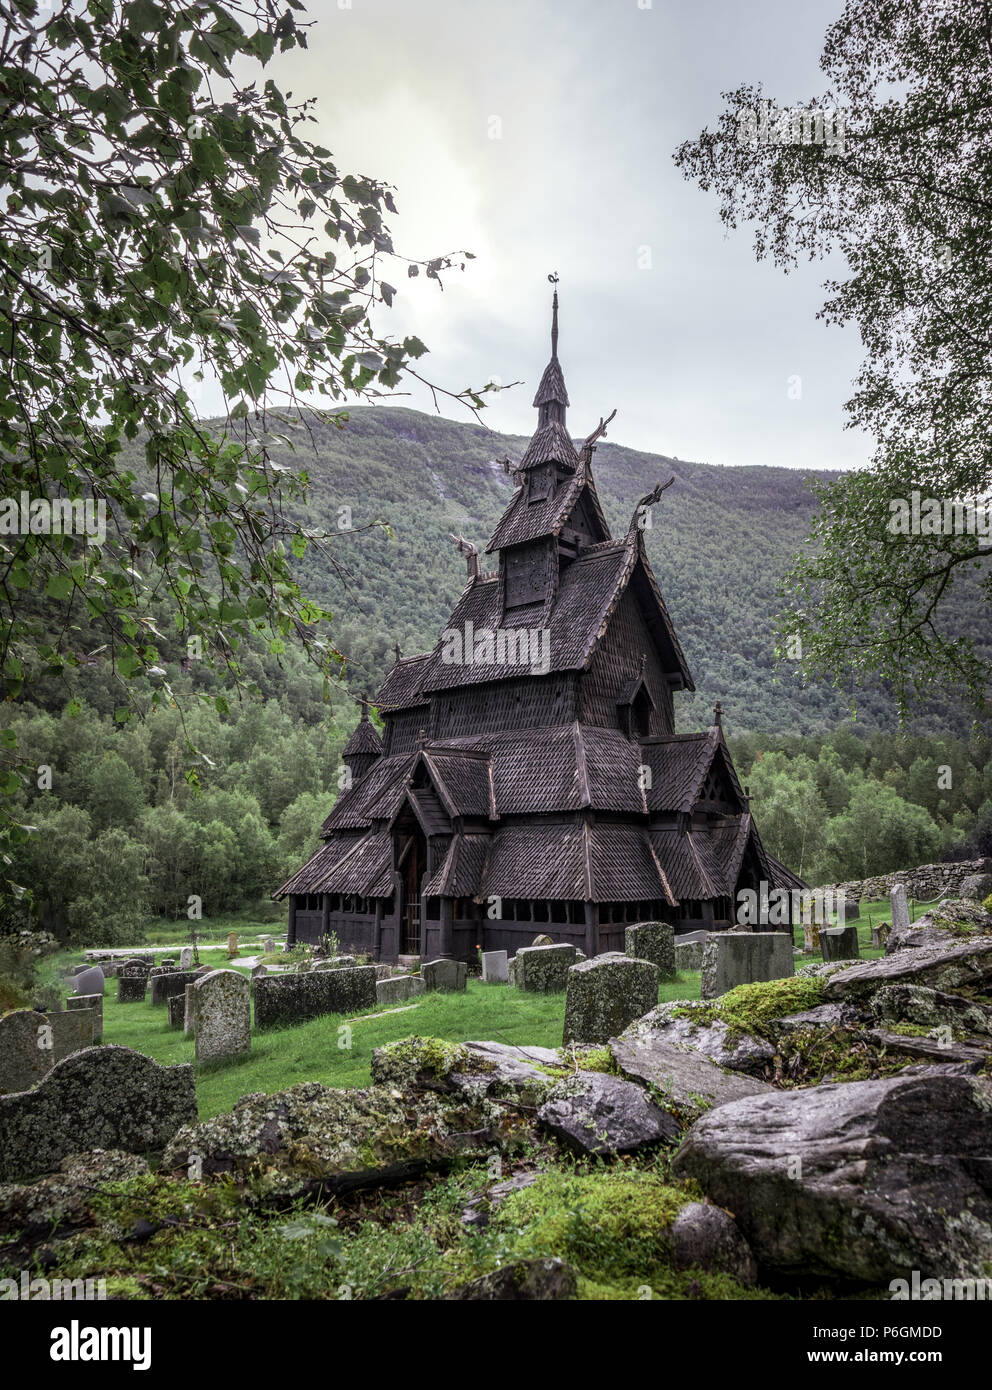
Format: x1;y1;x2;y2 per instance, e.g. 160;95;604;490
886;898;992;954
668;1202;757;1284
959;873;992;903
673;1068;992;1283
618;1000;777;1075
370;1037;559;1105
537;1071;681;1155
610;1033;774;1124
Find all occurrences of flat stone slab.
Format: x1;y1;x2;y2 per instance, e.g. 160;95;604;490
0;1046;197;1183
824;938;992;1001
619;1001;777;1075
625;922;676;979
610;1034;774;1124
0;1011;52;1095
511;944;575;993
538;1070;682;1155
73;965;105;997
481;950;509;984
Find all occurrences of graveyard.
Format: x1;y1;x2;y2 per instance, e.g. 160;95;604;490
3;889;992;1301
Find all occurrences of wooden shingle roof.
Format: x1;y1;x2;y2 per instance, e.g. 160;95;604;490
376;653;430;711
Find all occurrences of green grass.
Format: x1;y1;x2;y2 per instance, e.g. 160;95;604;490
94;972;703;1119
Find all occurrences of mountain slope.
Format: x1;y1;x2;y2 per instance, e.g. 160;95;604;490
266;405;984;736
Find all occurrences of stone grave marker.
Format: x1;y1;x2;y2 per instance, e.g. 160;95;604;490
482;950;509;983
190;970;251;1064
150;970;198;1007
0;1010;52;1094
820;926;861;962
179;947;192;970
421;958;468;992
167;994;186;1030
116;964;148;1003
700;932;795;1000
563;954;659;1045
226;932;239;959
73;965;105;998
625;922;676;979
253;965;377;1029
375;975;426;1005
890;883;911;936
512;944;575;993
0;1045;197;1183
66;993;103;1043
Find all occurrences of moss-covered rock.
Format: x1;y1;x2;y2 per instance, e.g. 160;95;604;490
0;1150;150;1238
161;1080;527;1199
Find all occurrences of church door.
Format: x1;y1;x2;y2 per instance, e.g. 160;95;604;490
401;828;426;955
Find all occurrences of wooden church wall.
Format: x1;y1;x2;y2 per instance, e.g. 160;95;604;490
580;589;675;733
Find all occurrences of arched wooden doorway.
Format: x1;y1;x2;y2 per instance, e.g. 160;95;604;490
395;815;427;956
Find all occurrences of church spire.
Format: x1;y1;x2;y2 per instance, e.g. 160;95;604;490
532;275;570;429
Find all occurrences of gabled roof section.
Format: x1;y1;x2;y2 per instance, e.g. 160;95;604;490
486;454;609;552
376;653;430;711
423;833;490;897
421;747;496;820
476;821;675;905
642;727;743;814
320;751;415;834
275;826;392;898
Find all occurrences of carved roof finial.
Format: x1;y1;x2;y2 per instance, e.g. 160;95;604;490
417;726;427;748
450;532;480;579
548;271;559;359
714;699;723;728
393;642;402;663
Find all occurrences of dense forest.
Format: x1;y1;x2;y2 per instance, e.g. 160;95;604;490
3;405;989;944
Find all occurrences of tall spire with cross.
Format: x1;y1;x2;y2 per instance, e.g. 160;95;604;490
532;273;570;431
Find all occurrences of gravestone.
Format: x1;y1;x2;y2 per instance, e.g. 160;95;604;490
820;926;861;962
183;983;196;1038
116;970;148;1003
871;922;891;950
161;958;176;969
71;964;88;977
253;965;378;1029
66;993;103;1044
167;994;186;1030
375;975;426;1005
49;1008;95;1062
179;947;193;970
482;950;509;984
72;965;105;998
802;921;821;953
563;954;659;1045
840;898;860;922
0;1045;197;1183
421;958;468;993
0;1010;52;1094
625;922;676;980
190;970;251;1064
150;970;198;1007
531;933;555;947
890;883;911;936
675;934;708;973
512;944;575;993
226;932;238;959
264;938;276;954
700;932;794;1000
251;963;268;979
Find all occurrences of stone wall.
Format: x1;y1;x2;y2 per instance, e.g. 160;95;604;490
816;858;992;906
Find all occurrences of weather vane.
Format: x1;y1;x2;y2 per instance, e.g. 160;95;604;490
548;271;559;285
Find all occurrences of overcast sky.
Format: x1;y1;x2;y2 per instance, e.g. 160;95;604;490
263;0;867;471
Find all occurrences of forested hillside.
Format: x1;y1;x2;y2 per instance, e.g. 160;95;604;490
4;405;989;944
262;406;989;736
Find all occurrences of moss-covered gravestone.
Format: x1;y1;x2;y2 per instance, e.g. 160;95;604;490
0;1045;196;1182
563;954;659;1044
190;969;251;1064
0;1010;52;1095
513;944;576;993
422;959;468;992
625;922;676;980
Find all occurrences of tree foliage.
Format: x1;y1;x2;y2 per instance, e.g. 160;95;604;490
674;0;992;715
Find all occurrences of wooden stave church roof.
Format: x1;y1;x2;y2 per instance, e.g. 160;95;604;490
276;289;804;907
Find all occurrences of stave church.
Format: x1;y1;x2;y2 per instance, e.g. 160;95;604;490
277;289;801;961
